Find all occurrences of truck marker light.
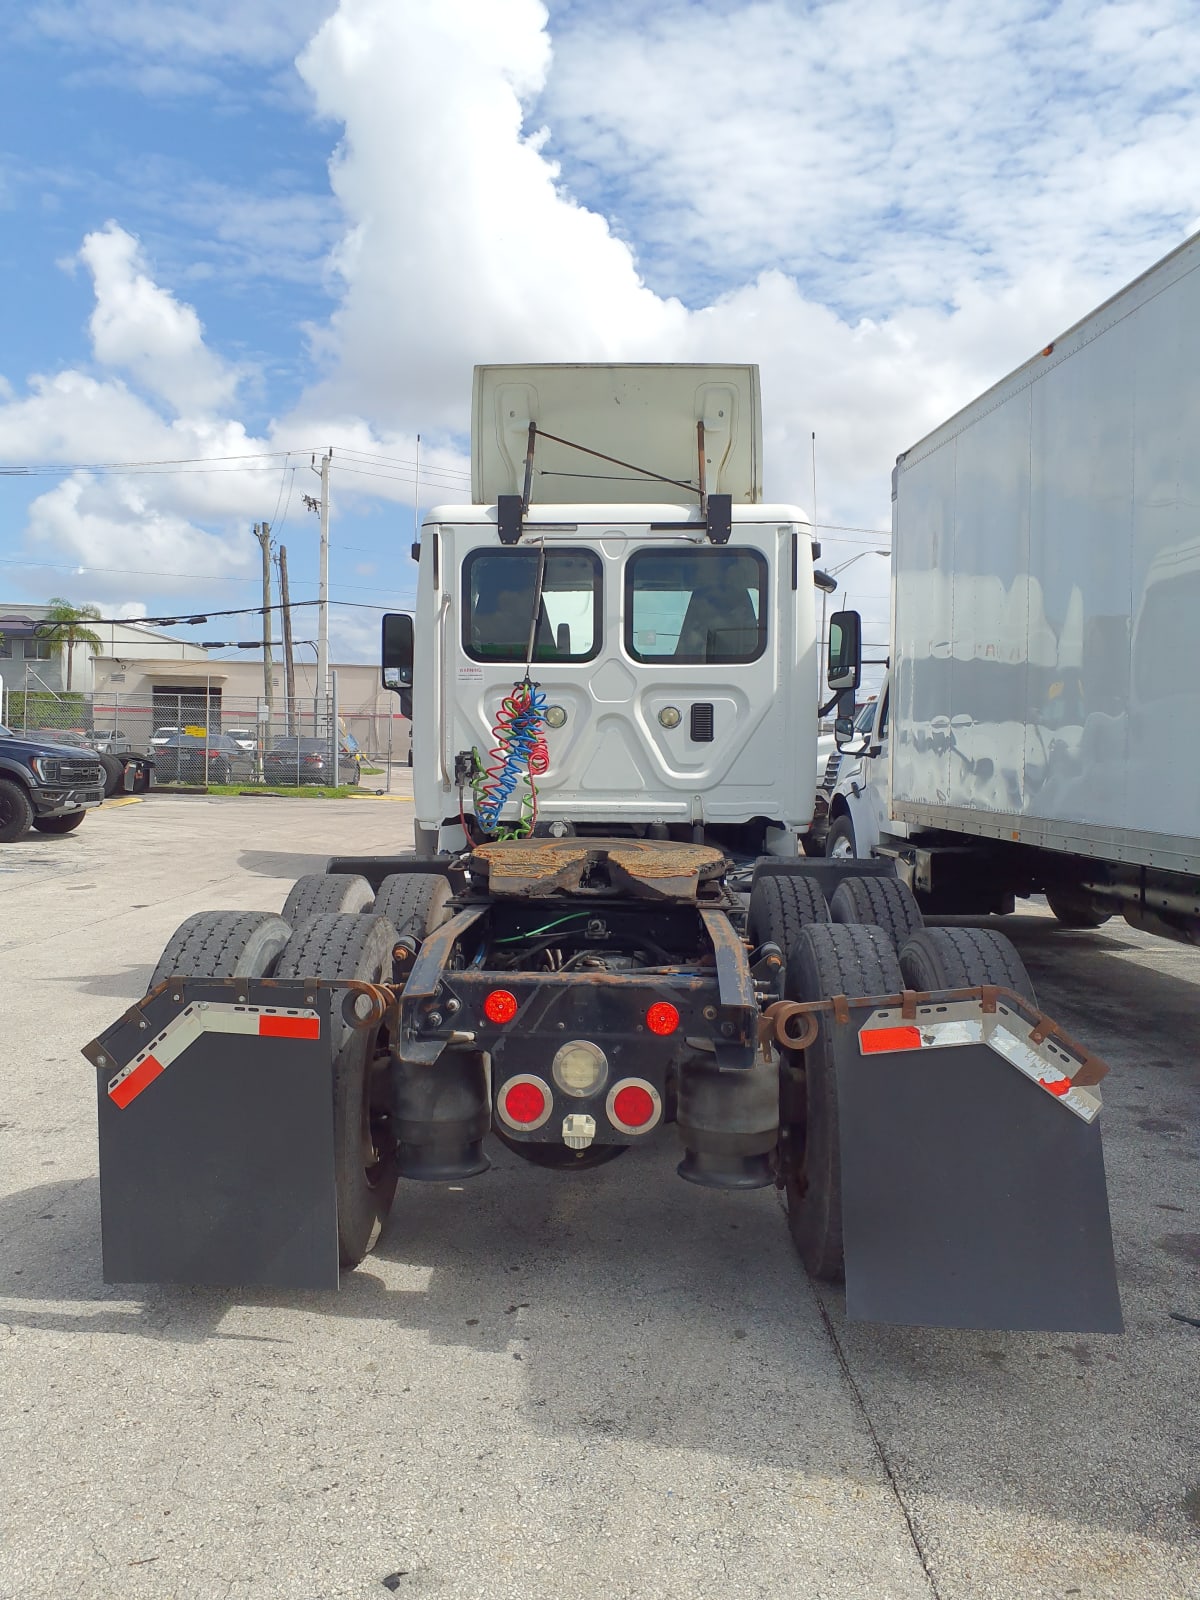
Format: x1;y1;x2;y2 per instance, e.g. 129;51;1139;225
497;1074;553;1131
859;1024;922;1053
484;989;519;1024
645;1002;679;1036
606;1079;662;1135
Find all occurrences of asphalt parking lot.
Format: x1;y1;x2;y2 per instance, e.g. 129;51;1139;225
1;787;1198;1600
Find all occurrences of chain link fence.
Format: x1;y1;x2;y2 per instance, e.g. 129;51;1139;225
0;684;410;788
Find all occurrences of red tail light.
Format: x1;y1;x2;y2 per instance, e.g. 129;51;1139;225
645;1001;679;1036
607;1078;661;1134
497;1074;552;1131
484;989;518;1024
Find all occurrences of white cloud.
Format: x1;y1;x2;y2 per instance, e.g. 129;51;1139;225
80;223;244;414
29;0;335;66
296;0;687;429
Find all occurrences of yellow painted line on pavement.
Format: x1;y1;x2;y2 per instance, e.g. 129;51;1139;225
350;793;412;802
101;795;144;809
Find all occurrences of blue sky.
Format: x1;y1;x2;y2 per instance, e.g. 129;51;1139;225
2;0;1199;663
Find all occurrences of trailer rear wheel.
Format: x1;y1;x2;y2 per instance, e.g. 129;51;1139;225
281;872;374;925
898;926;1037;1006
747;874;829;952
829;875;922;946
148;909;293;992
1045;887;1112;929
493;1130;628;1170
276;913;400;1269
781;923;903;1282
373;872;452;940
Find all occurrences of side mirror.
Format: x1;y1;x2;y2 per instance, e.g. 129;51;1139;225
827;611;861;692
381;613;414;693
833;687;859;748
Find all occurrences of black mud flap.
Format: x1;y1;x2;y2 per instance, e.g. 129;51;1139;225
832;997;1122;1333
85;980;339;1291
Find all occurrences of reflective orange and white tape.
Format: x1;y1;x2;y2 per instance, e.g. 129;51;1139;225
107;1001;320;1110
857;1005;1103;1123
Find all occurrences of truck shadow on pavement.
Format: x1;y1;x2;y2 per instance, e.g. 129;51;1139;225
237;848;341;882
1;1138;1198;1545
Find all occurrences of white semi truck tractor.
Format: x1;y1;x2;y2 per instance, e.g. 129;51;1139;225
86;364;1121;1333
829;229;1200;947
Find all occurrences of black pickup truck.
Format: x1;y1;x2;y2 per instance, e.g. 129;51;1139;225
0;724;105;842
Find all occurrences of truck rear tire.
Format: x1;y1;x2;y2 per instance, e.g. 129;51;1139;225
781;923;903;1282
747;874;829;952
829;875;922;947
898;926;1037;1007
1045;887;1112;929
281;872;375;925
275;913;400;1269
825;815;857;860
0;778;35;843
32;810;86;834
98;751;125;797
373;872;452;939
148;909;293;991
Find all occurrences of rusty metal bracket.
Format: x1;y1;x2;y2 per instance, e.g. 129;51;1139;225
760;1000;821;1053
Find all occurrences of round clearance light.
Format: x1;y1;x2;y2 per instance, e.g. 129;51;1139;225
499;1075;552;1131
544;705;568;730
607;1079;662;1135
552;1039;609;1098
484;989;519;1025
645;1001;680;1036
658;706;682;729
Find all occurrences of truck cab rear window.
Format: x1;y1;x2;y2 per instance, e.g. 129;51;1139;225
463;549;602;663
625;549;767;664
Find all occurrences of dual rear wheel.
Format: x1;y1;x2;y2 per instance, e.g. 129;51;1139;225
147;868;455;1272
750;869;1037;1285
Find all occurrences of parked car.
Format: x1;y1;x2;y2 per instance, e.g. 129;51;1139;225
224;727;259;754
91;729;134;756
153;733;256;786
263;736;361;787
0;725;104;841
30;727;127;797
150;726;182;750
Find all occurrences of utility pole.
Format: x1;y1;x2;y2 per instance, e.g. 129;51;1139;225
278;544;297;734
254;521;275;732
317;449;331;699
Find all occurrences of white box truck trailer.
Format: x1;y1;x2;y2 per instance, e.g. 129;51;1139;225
86;365;1122;1332
829;230;1200;945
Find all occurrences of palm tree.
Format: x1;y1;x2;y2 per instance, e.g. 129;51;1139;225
36;599;104;691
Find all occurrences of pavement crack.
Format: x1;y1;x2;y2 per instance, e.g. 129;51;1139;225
810;1284;943;1600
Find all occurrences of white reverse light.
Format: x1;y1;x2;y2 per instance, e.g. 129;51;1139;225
551;1039;609;1098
